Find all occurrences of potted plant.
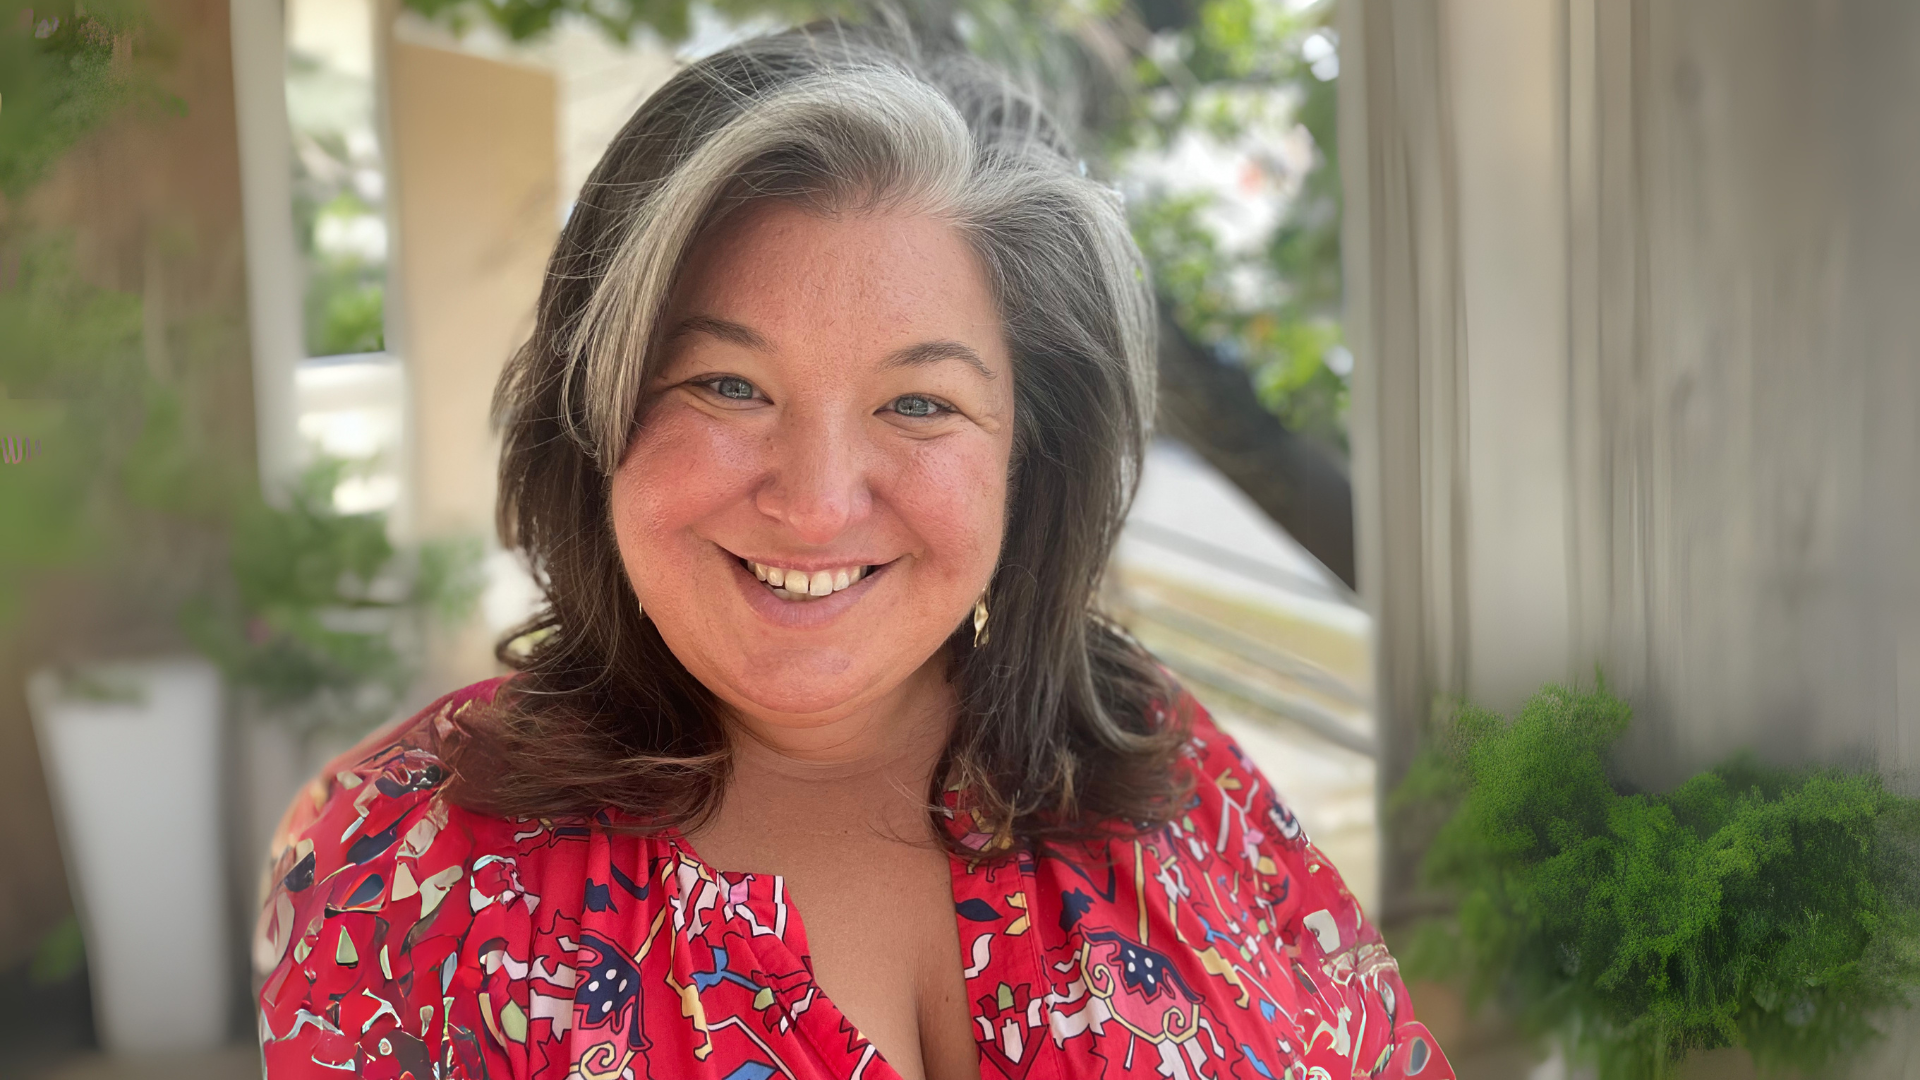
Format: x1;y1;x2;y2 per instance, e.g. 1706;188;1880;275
183;456;483;905
0;207;247;1050
23;452;481;1054
27;657;230;1050
1393;682;1920;1079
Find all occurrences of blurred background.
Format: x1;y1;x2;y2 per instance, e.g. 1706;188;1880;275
1;0;1917;1077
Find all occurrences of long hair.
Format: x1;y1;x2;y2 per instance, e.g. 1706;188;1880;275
446;15;1188;853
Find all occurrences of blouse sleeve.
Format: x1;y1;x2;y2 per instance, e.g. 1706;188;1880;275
254;678;520;1079
1179;689;1457;1080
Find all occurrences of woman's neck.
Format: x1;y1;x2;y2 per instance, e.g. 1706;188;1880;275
695;655;957;850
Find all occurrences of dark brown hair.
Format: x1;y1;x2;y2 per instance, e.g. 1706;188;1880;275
446;16;1188;853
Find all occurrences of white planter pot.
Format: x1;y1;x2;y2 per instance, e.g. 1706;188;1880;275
28;657;230;1053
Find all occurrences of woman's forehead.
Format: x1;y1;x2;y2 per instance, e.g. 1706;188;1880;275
675;201;983;301
660;202;1010;374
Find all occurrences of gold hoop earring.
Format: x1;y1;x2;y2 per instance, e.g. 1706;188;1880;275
972;595;990;648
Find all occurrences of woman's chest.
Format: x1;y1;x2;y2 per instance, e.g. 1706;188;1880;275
532;835;997;1079
777;857;979;1080
449;818;1420;1080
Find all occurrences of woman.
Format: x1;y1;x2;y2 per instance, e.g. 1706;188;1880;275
255;19;1453;1080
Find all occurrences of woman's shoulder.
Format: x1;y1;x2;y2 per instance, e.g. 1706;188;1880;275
253;673;613;1073
1171;685;1298;818
1157;681;1346;904
252;676;516;978
264;672;518;857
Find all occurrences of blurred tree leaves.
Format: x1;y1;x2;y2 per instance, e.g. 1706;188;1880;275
1109;0;1347;449
302;191;388;356
946;0;1349;447
0;0;183;202
2;4;481;732
0;3;205;632
0;236;180;625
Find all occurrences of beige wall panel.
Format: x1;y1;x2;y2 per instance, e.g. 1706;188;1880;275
389;42;556;542
1340;0;1469;922
1445;0;1573;715
388;43;557;688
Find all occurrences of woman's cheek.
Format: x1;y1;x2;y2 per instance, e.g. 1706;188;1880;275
619;407;770;528
891;435;1009;573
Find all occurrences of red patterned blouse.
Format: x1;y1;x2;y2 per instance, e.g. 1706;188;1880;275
255;675;1453;1080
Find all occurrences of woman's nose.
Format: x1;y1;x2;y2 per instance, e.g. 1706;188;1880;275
753;408;871;544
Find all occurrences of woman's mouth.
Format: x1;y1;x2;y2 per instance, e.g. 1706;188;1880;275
740;558;878;602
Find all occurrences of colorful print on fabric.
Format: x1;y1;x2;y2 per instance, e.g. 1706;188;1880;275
255;676;1455;1079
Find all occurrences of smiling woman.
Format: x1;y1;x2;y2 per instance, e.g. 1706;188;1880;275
252;17;1454;1080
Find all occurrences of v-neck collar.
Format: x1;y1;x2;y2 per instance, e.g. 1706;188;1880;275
658;820;1032;1080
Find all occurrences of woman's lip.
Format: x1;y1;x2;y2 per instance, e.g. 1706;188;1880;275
729;553;889;574
727;552;890;629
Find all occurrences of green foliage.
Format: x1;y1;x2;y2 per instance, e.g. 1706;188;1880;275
1131;191;1347;448
184;458;485;737
297;191;387;356
1112;0;1349;448
306;266;386;356
0;238;480;735
1396;683;1920;1079
0;0;183;200
0;4;210;627
0;1;479;742
28;913;85;984
0;234;213;623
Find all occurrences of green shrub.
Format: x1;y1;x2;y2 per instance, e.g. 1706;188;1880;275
1395;683;1920;1079
183;458;484;737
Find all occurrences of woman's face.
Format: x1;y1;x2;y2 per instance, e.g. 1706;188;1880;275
609;200;1016;729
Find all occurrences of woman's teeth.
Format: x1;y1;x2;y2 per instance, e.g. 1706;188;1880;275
748;561;869;600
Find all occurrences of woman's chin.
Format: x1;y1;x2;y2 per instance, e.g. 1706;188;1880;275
703;645;947;730
710;668;875;725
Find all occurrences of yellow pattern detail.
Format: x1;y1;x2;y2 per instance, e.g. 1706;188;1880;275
391;862;419;901
478;991;506;1047
1005;891;1030;936
500;999;528;1043
664;912;713;1060
576;1042;636;1080
1134;840;1148;943
1193;944;1251;1008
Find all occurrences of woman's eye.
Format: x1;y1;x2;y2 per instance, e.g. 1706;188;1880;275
699;376;758;401
890;395;948;418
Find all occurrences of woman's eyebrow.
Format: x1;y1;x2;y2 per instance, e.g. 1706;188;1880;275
668;314;770;351
673;314;997;382
884;340;997;381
